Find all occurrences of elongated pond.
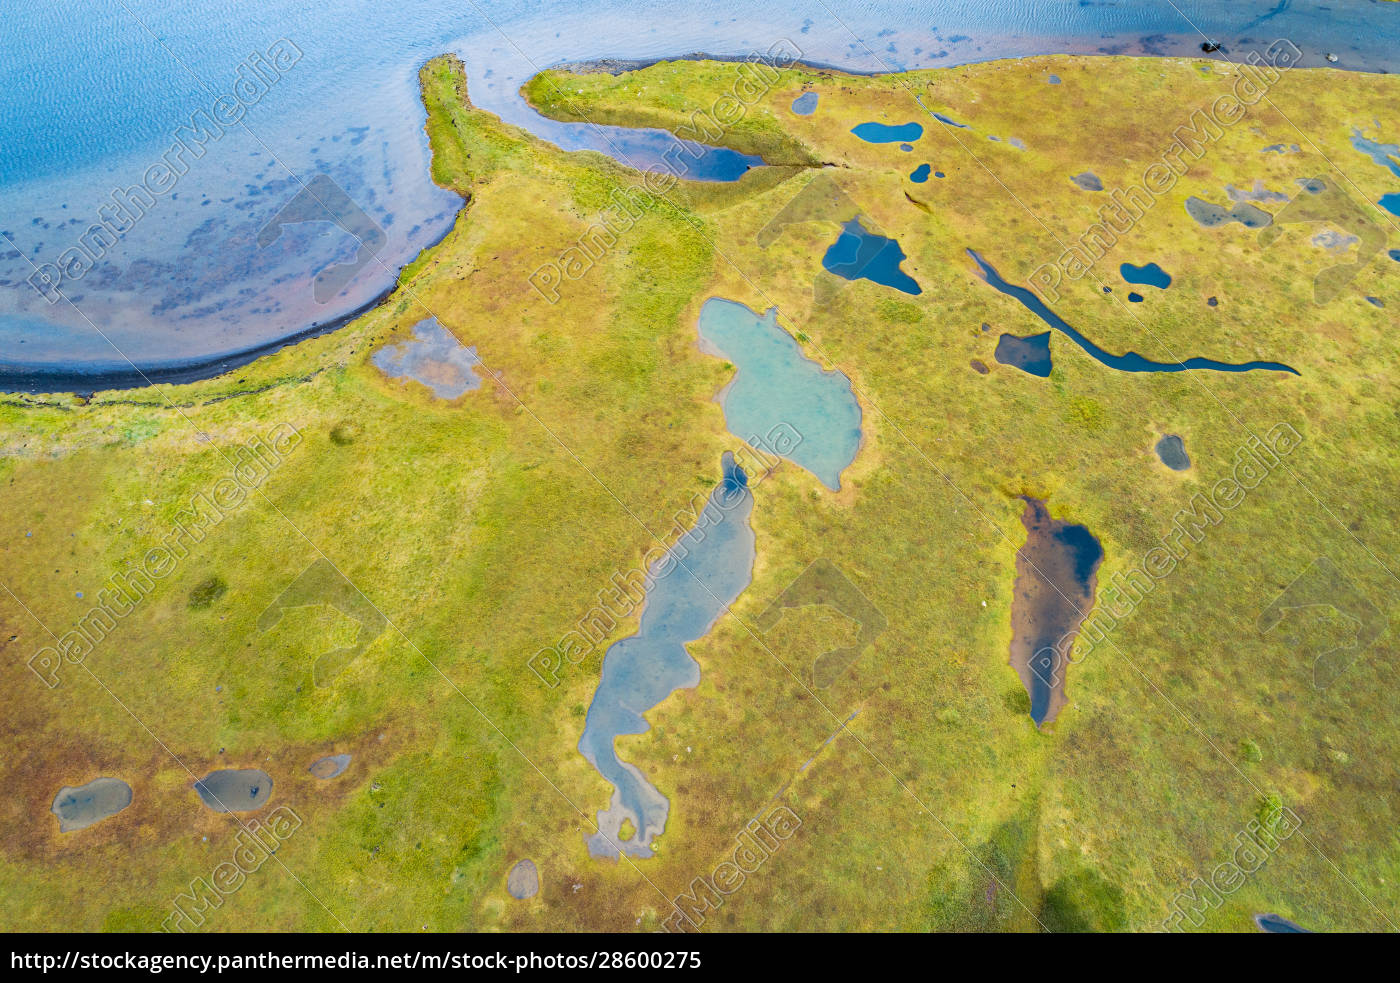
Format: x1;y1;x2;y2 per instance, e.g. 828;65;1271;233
968;250;1297;375
1120;262;1172;289
1254;912;1310;933
308;754;352;779
578;452;755;859
1009;497;1103;727
851;121;923;143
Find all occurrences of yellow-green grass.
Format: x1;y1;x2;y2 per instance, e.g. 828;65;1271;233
1;51;1397;932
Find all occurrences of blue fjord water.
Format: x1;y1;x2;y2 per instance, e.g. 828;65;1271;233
968;250;1298;375
578;452;755;859
6;1;1397;386
697;298;862;491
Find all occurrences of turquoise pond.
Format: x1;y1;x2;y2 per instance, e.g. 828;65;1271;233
851;121;923;143
1380;193;1400;216
910;163;931;182
791;92;818;115
823;218;922;296
577;453;755;859
697;298;862;491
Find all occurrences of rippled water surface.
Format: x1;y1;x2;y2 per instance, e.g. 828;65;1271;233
4;1;1395;380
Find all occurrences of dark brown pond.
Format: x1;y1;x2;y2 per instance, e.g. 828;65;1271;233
1008;497;1103;726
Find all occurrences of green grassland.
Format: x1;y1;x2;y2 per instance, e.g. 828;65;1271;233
1;50;1397;932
